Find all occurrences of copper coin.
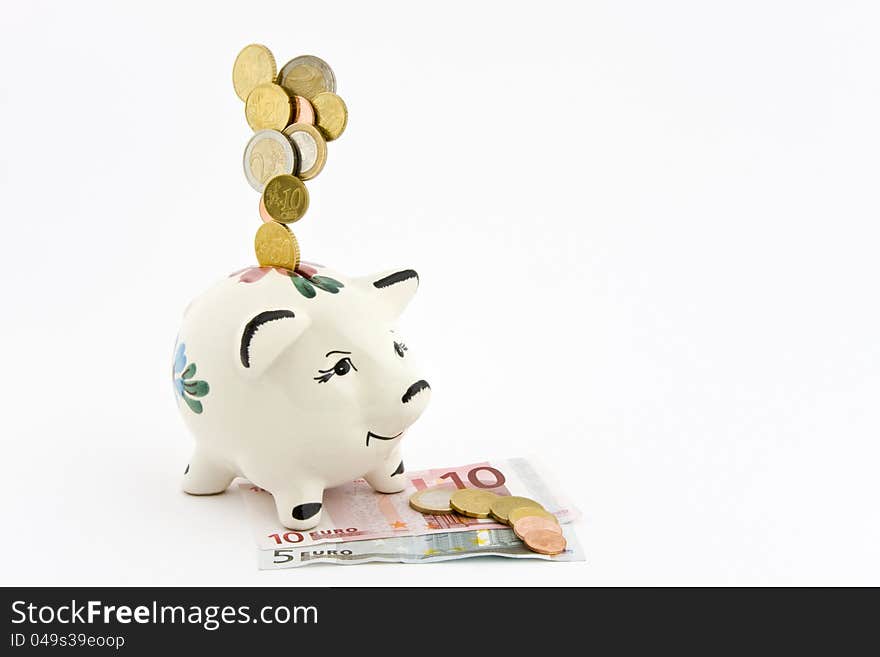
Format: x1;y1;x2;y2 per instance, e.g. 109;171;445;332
258;196;273;223
292;96;315;125
523;529;567;555
513;515;561;541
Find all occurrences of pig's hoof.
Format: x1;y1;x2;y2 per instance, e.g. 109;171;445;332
277;502;323;529
182;454;235;495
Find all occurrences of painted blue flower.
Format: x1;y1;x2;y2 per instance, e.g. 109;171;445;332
172;340;209;414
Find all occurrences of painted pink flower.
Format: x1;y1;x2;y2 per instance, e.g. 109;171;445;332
231;263;342;298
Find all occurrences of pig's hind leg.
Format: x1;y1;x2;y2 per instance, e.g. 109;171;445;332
182;450;235;495
271;480;326;530
364;449;407;494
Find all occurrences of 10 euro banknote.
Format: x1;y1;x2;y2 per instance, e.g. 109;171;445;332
240;458;579;551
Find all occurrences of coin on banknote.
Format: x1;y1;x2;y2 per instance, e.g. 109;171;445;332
254;221;300;270
262;174;309;223
507;506;559;526
278;55;336;98
243;129;297;192
489;496;544;525
512;516;561;541
449;489;499;519
311;92;348;141
292;96;316;125
523;529;567;556
283;123;327;181
233;44;277;101
245;82;292;131
409;486;456;514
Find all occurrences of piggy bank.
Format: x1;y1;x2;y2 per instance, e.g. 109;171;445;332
172;262;431;529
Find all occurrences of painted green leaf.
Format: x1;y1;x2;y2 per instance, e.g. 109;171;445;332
309;276;339;294
184;380;210;397
181;363;196;380
292;276;316;298
314;276;343;289
183;395;203;414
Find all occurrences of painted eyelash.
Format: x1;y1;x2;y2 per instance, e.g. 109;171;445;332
314;357;357;383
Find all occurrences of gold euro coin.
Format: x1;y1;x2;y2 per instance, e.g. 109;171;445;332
262;174;309;223
311;91;348;141
507;506;559;526
283;123;327;181
523;529;567;556
409;486;456;515
233;44;277;101
245;82;292;131
254;222;300;270
277;55;336;99
449;489;499;519
489;496;544;525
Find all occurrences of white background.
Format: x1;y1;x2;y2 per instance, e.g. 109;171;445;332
1;0;878;586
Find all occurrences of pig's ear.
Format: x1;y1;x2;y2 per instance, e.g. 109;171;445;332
360;269;419;319
239;309;310;377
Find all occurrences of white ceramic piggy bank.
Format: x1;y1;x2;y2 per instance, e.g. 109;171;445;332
172;262;431;529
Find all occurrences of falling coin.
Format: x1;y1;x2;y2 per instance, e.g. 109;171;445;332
512;515;561;541
232;44;277;101
292;96;315;125
245;82;292;131
243;130;297;192
254;221;300;270
311;91;348;141
258;196;272;223
277;55;336;98
449;489;499;519
262;174;309;223
283;123;327;181
489;496;544;525
507;506;559;526
523;529;567;556
409;486;457;515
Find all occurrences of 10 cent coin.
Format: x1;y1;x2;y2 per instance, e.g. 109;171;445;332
262;174;310;223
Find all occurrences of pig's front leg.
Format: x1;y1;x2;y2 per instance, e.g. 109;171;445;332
272;481;326;530
182;450;235;495
364;449;407;494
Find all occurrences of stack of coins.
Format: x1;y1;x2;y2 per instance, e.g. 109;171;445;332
409;487;568;556
232;44;349;270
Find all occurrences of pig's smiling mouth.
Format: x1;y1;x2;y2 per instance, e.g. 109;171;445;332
365;430;403;447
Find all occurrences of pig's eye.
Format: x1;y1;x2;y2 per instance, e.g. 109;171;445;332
394;341;408;358
314;357;358;383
